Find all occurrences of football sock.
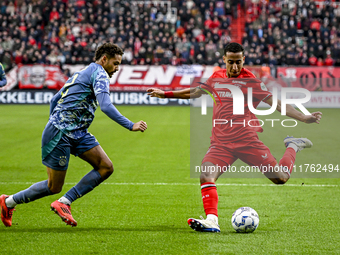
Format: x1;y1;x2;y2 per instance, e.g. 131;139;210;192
5;195;17;208
201;182;218;217
287;143;298;152
12;180;53;205
58;196;71;206
63;170;103;203
279;147;296;174
206;214;218;224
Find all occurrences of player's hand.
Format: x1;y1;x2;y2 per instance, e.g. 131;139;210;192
303;111;322;124
147;88;165;98
132;121;147;132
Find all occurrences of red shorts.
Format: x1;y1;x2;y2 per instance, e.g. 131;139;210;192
202;137;277;171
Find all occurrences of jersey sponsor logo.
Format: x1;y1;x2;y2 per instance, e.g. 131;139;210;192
232;80;246;85
217;91;233;98
214;82;244;90
216;82;242;88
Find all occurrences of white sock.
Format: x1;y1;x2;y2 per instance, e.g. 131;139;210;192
5;195;17;208
288;143;298;152
58;196;71;206
206;214;218;224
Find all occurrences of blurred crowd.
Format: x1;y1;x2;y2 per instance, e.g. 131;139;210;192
0;0;339;72
243;0;340;67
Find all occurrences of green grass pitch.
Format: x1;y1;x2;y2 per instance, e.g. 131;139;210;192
0;105;339;254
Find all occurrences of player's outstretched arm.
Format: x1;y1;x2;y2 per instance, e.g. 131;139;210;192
302;112;322;124
132;121;147;132
147;87;204;99
265;97;322;124
97;93;142;131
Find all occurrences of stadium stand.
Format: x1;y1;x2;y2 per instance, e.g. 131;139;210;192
0;0;339;72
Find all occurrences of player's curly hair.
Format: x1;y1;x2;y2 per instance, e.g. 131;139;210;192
95;43;124;61
224;42;244;56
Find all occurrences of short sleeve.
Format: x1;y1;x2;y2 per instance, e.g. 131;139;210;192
197;73;216;94
252;82;272;101
93;67;110;96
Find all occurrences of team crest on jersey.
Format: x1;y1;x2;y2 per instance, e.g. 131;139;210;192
213;82;240;98
260;82;268;91
59;156;67;166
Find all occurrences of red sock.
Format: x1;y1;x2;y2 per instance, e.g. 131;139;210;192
201;182;218;217
279;147;296;175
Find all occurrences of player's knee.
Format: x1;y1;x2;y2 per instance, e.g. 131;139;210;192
100;159;114;178
200;172;216;184
199;162;220;183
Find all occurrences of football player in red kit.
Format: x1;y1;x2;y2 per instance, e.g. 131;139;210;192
147;42;322;232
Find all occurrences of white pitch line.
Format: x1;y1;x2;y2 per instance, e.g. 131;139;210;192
0;182;338;187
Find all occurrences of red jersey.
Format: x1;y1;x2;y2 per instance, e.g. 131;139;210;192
203;68;272;144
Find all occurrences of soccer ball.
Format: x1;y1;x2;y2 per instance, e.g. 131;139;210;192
231;207;259;233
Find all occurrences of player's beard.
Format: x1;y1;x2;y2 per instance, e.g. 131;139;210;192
109;70;116;77
105;68;115;77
